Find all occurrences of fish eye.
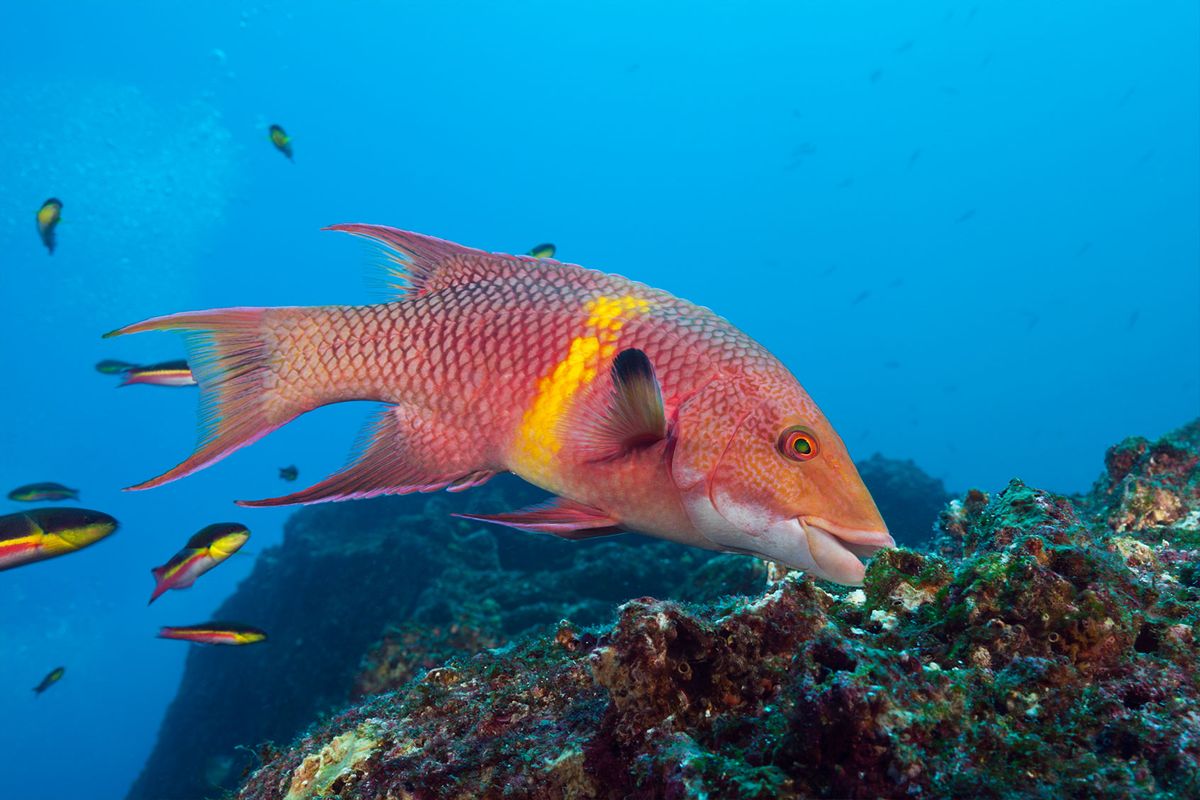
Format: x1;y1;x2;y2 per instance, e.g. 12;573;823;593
778;426;819;462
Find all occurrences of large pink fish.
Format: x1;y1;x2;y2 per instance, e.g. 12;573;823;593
107;225;892;584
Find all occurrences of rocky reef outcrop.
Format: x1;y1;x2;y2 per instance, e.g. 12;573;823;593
232;422;1200;800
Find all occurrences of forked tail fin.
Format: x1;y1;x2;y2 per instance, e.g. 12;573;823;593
105;307;323;490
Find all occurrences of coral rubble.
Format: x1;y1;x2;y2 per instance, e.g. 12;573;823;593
235;422;1200;800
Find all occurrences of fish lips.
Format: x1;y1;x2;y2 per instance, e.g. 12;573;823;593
798;517;895;586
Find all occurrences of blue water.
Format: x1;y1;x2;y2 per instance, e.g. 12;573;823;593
1;2;1196;798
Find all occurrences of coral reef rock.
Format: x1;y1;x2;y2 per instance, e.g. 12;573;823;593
236;421;1200;800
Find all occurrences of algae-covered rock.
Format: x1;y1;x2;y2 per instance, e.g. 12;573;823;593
235;421;1200;800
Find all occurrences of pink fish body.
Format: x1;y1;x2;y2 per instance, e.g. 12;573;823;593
108;225;892;584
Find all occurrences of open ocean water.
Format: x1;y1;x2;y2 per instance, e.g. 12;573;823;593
0;2;1197;799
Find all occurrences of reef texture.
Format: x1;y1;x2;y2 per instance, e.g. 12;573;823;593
236;421;1200;800
127;473;772;800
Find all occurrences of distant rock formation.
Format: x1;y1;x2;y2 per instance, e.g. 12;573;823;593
126;454;951;800
232;422;1200;799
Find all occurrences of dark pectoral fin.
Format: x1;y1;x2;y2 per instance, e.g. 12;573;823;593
454;497;622;540
568;348;667;462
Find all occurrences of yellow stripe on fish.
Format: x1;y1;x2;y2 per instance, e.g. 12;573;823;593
512;294;650;482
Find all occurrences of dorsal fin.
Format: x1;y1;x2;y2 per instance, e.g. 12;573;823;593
325;224;545;298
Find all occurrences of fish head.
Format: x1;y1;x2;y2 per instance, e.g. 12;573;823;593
208;529;249;559
671;379;891;585
193;522;250;558
34;508;118;556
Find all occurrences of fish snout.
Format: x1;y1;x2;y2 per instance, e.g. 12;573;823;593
799;517;894;586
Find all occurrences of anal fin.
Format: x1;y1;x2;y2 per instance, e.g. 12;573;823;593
454;497;622;540
238;405;494;507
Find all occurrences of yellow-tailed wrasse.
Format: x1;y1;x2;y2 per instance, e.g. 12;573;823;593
36;198;62;254
119;359;197;388
279;465;299;482
158;623;267;646
96;359;136;375
268;124;293;161
8;482;79;502
149;523;250;604
528;243;556;259
33;666;65;695
107;225;892;585
0;508;118;571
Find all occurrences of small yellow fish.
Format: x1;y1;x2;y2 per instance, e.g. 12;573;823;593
36;198;63;255
8;482;79;503
33;666;65;695
149;523;250;604
528;243;556;259
0;508;118;571
158;623;267;646
119;360;197;388
269;124;293;161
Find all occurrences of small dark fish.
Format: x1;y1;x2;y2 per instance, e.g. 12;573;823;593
955;209;976;223
1117;86;1136;107
36;198;63;255
8;482;79;503
528;243;556;259
837;177;854;189
1137;148;1155;166
279;465;299;482
783;142;817;170
119;360;197;388
887;277;904;289
149;523;251;604
0;508;118;571
95;359;136;375
33;666;64;695
869;68;884;83
268;124;293;161
158;622;267;646
894;40;915;54
819;265;838;278
883;360;900;369
941;86;960;97
850;290;871;306
1020;311;1040;331
907;148;922;169
1127;311;1140;330
1075;242;1091;258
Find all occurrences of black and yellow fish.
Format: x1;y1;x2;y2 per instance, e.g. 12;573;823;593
36;198;63;255
0;508;118;571
269;124;293;161
33;666;65;695
528;243;556;259
8;482;79;503
95;359;136;376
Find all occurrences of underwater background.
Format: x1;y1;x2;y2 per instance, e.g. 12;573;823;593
0;2;1197;799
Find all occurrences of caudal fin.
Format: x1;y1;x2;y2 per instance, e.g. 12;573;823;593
105;308;313;490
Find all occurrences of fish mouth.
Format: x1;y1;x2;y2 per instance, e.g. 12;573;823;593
799;517;895;586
